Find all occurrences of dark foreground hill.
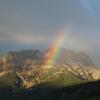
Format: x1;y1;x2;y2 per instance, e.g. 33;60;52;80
1;80;99;100
0;72;100;100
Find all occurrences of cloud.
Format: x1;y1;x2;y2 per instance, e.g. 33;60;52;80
13;33;49;44
0;32;50;45
0;0;100;66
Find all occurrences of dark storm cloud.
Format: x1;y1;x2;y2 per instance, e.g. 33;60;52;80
0;0;100;65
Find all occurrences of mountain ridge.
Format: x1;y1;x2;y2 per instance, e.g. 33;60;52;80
0;47;99;82
0;48;95;72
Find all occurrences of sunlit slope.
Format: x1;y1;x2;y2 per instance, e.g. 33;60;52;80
0;69;86;89
0;71;90;100
26;80;100;100
13;72;96;100
51;72;86;87
0;72;23;88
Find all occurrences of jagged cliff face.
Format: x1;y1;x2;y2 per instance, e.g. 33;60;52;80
64;65;100;80
0;48;99;81
0;50;43;71
0;48;95;71
43;48;95;67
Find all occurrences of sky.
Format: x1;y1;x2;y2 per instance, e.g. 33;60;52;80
0;0;100;66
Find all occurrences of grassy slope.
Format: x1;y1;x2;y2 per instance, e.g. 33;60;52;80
40;67;86;87
52;72;86;86
14;80;100;100
0;71;99;100
0;72;23;88
12;71;87;100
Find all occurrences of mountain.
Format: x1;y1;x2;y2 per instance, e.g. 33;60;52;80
0;50;43;71
0;48;100;80
0;48;99;81
0;48;95;71
43;48;95;67
0;47;99;100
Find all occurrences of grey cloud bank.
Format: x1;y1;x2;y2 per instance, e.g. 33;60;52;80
0;0;100;66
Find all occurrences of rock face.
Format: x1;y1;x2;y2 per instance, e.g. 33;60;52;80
64;65;100;80
0;48;95;71
0;48;99;81
0;50;43;71
44;48;95;67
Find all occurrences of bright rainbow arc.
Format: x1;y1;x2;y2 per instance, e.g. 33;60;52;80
42;28;69;69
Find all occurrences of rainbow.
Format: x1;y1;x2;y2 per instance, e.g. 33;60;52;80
42;27;69;69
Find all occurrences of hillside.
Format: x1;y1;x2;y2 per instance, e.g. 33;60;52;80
0;63;99;100
0;70;86;100
0;72;23;89
0;78;99;100
23;80;100;100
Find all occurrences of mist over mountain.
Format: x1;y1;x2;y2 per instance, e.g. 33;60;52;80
0;47;97;82
43;47;95;67
0;48;95;72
